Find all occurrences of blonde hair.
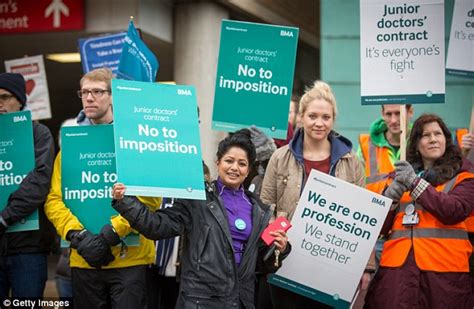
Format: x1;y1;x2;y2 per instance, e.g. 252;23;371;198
80;67;114;90
299;80;338;120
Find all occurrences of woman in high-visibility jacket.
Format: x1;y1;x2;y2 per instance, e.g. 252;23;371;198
365;114;474;309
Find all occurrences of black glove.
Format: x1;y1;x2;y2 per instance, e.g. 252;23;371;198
383;179;408;203
394;161;417;189
100;224;121;246
69;229;115;269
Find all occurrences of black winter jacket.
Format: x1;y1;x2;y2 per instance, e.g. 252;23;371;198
0;122;56;255
113;182;290;309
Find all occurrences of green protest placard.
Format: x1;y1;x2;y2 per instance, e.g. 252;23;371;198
0;111;38;232
212;20;299;139
268;170;391;308
112;79;205;199
61;125;138;245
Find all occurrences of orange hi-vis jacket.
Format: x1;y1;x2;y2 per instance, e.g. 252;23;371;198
381;171;474;272
359;134;394;194
457;128;468;146
455;128;474;233
456;128;474;163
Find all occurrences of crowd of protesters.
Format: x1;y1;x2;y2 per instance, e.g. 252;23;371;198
1;70;473;309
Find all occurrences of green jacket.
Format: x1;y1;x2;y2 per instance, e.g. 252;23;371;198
356;118;403;168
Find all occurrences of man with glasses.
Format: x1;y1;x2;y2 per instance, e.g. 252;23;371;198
0;73;55;301
45;68;160;308
75;70;113;126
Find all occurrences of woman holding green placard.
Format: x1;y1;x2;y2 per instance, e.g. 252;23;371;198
260;80;370;308
112;129;290;309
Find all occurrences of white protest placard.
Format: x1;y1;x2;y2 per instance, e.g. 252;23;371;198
446;0;474;78
268;170;391;308
5;55;52;120
360;0;445;105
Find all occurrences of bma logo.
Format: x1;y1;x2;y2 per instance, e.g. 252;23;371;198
177;89;192;96
372;197;386;207
280;30;293;37
13;115;27;122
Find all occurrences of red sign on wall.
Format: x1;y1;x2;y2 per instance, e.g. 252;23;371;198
0;0;84;34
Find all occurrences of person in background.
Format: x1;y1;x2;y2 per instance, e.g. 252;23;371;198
112;130;290;309
0;73;55;302
274;95;300;148
243;126;277;309
44;68;161;309
357;104;414;269
455;127;474;294
146;161;211;309
260;80;370;308
202;160;211;184
365;114;474;309
357;104;414;196
456;128;474;162
54;118;78;301
294;98;302;130
146;197;180;309
288;95;300;129
248;126;277;197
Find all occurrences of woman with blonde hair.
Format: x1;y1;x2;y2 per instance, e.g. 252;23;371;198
260;81;370;308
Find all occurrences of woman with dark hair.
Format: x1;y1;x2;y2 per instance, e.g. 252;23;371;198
365;114;474;308
111;129;290;309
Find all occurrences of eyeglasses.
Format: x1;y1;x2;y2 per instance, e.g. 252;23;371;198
0;94;14;103
77;89;110;98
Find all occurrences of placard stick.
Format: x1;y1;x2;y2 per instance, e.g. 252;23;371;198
400;105;407;161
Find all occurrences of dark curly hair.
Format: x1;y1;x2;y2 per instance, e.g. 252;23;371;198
406;114;462;185
216;129;257;167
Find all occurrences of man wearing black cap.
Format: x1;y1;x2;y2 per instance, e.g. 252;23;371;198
0;73;55;301
0;72;27;113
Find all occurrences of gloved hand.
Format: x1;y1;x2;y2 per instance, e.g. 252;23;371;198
100;224;121;246
383;179;408;203
249;126;276;162
69;229;115;268
394;161;417;189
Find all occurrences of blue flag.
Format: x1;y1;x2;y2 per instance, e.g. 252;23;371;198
117;21;159;82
